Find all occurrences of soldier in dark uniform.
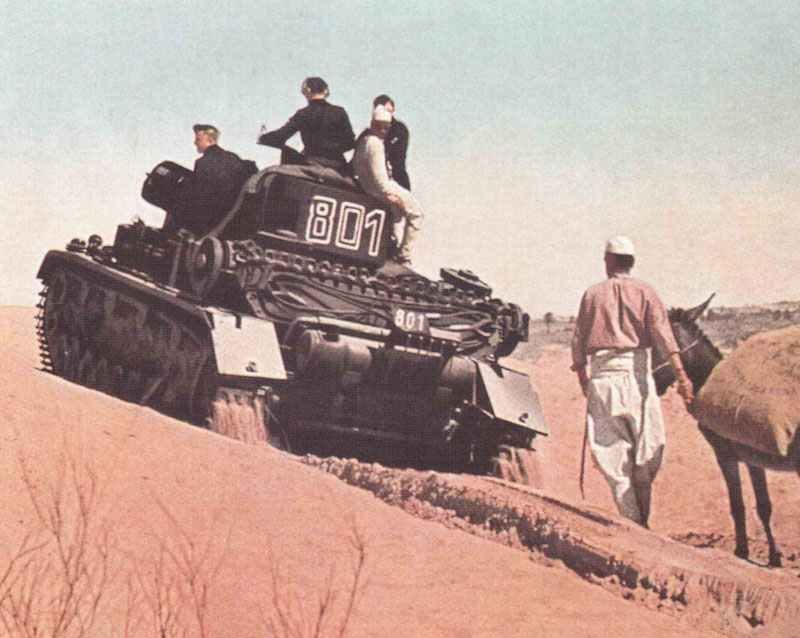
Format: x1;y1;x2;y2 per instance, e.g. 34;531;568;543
257;77;355;169
185;123;253;236
373;94;410;190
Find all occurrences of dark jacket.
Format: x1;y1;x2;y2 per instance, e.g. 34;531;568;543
187;144;252;235
385;118;410;190
258;99;355;165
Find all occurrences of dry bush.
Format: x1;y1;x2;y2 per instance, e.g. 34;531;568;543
0;450;370;638
0;453;113;638
0;450;227;638
126;499;229;638
262;523;369;638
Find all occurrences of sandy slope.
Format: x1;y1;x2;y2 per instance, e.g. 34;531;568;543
0;307;792;636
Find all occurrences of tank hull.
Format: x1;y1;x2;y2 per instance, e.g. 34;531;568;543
35;161;549;486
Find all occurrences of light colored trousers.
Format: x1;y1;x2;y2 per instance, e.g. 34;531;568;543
586;348;665;524
387;184;423;262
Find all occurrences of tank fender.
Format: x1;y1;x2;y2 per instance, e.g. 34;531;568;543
208;310;287;379
36;250;70;280
476;361;548;436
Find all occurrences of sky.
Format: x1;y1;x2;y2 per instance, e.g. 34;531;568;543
3;1;800;316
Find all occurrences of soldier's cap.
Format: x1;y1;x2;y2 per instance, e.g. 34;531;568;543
372;105;392;123
193;124;218;134
605;235;635;256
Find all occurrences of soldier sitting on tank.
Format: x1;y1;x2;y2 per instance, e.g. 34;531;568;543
353;105;423;266
169;124;255;237
257;77;356;171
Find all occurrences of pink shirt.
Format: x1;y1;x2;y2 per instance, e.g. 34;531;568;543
571;273;679;369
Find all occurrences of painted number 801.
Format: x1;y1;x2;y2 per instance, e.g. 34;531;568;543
393;308;429;333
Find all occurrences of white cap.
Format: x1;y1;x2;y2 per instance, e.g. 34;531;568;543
605;235;635;256
372;104;392;123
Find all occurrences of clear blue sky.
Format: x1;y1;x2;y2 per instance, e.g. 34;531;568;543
3;1;800;315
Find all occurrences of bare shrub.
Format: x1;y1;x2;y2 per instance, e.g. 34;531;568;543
0;450;371;638
0;453;113;638
262;523;368;638
126;498;229;638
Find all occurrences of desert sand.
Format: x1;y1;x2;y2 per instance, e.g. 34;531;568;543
1;307;798;637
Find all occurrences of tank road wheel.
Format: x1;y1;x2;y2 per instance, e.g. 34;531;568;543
490;444;546;489
188;236;225;300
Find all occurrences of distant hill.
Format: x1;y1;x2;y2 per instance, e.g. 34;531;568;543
518;301;800;360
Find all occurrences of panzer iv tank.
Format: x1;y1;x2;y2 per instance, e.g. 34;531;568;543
35;159;548;485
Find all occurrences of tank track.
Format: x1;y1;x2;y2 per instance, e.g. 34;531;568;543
226;240;526;350
36;261;539;488
36;284;53;373
37;266;272;444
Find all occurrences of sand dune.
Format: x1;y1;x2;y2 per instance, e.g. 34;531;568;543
1;307;796;636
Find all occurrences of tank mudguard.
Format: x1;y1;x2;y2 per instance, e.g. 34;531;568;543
36;250;211;328
208;309;287;380
476;361;548;436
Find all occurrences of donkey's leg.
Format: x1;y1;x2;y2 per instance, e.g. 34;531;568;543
701;428;749;560
746;464;782;567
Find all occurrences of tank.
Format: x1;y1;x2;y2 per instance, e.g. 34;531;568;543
35;159;549;485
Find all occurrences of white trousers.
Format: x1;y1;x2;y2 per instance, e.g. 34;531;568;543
387;184;423;262
586;349;665;524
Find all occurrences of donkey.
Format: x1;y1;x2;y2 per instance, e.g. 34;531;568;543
652;295;799;568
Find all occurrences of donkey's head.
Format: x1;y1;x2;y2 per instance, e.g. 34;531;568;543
653;294;723;395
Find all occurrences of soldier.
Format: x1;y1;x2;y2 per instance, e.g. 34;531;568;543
373;94;410;190
185;124;253;236
258;77;355;169
571;236;693;527
353;105;423;266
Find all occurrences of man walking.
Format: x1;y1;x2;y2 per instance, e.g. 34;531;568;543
571;236;693;527
353;104;423;266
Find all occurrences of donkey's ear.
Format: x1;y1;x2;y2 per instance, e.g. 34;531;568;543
685;293;716;322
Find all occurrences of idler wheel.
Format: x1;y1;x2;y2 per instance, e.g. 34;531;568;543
188;236;225;300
